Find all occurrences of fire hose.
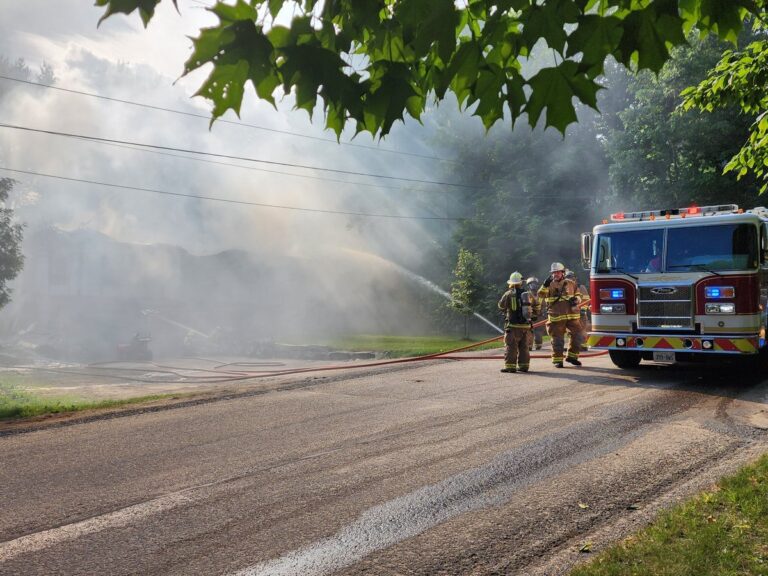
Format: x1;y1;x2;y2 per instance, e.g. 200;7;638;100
99;300;604;383
22;301;606;385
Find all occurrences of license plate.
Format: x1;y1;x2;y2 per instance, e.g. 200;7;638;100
653;351;676;363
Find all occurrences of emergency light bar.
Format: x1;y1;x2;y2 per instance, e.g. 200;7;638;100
610;204;739;222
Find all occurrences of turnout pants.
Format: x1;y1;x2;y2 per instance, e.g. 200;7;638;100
547;319;583;364
504;327;531;371
527;324;545;349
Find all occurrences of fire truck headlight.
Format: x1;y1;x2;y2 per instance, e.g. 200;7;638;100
616;338;626;347
702;339;714;349
705;303;735;314
600;303;626;314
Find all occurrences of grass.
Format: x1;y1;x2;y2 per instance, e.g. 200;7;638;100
313;334;504;358
0;374;179;421
571;453;768;576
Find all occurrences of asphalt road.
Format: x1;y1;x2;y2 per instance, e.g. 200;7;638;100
1;352;768;576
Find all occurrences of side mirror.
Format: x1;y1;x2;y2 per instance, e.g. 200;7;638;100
762;223;768;263
581;233;592;270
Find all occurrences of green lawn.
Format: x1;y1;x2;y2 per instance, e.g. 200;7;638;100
571;453;768;576
313;334;504;358
0;373;177;421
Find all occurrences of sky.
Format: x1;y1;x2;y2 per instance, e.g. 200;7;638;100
0;0;457;257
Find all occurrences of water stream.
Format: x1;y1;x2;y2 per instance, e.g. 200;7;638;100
344;250;504;335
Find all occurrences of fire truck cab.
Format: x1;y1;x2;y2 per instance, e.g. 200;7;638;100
581;204;768;369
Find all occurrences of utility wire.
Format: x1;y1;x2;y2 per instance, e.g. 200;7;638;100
82;139;433;193
0;74;452;162
0;166;465;221
41;139;594;199
0;123;477;189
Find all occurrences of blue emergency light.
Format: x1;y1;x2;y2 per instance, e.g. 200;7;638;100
704;286;735;299
599;288;625;300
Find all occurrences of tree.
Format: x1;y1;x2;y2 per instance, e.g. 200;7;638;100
0;57;57;100
0;179;24;310
96;0;758;138
600;33;760;208
681;32;768;193
449;248;484;339
437;32;762;324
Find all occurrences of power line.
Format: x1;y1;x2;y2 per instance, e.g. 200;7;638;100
0;166;465;221
78;139;434;193
51;140;595;199
0;123;477;189
0;74;453;162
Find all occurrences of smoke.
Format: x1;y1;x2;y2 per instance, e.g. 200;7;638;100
0;0;478;360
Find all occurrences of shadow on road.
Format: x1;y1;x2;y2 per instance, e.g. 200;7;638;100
525;359;768;404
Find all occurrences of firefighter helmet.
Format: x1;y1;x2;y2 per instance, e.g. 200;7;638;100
550;262;566;273
565;269;575;279
507;271;523;286
526;276;539;285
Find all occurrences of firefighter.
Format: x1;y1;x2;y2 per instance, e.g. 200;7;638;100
566;269;591;351
525;276;545;351
538;262;584;368
498;271;539;373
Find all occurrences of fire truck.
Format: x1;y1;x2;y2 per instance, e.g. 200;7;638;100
581;204;768;368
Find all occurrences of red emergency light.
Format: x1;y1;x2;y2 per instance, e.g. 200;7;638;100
607;204;738;222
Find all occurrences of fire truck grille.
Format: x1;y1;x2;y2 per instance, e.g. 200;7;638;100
637;286;693;329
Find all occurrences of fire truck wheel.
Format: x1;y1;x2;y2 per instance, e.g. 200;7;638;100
746;346;768;373
609;350;641;369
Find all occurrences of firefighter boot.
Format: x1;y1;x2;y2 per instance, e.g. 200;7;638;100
500;367;517;373
566;357;582;366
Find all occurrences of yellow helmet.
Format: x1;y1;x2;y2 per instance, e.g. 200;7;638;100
507;271;523;285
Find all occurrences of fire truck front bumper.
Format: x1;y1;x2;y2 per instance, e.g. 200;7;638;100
586;333;761;355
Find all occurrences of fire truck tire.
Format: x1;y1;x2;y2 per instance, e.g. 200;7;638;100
747;346;768;372
609;350;641;369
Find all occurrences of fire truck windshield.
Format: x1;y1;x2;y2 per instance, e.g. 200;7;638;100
594;229;663;274
666;223;758;271
594;223;758;274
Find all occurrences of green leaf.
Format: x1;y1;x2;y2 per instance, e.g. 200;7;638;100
522;0;579;54
442;40;481;104
505;75;526;123
616;1;687;72
698;0;748;44
194;60;249;121
95;0;172;27
567;15;623;66
470;67;507;130
363;64;418;136
526;61;597;132
210;0;257;22
186;17;280;115
397;0;459;63
268;0;283;19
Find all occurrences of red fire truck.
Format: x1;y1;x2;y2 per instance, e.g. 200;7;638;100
581;204;768;368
